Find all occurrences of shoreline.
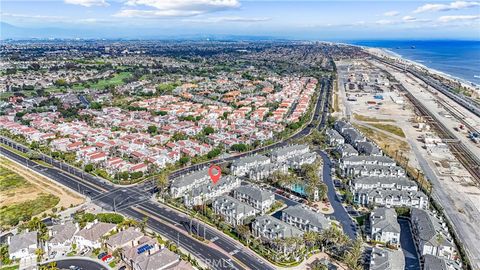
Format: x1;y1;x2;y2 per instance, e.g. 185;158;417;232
362;46;479;93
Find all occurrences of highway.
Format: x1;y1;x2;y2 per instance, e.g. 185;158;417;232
0;144;258;270
0;77;333;270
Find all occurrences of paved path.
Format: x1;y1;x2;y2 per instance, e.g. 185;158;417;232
398;218;420;270
317;150;357;240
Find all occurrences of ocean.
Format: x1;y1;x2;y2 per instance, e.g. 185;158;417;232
348;40;480;85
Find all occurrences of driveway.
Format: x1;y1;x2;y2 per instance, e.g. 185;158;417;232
317;150;357;240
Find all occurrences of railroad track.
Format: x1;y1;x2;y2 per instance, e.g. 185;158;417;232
399;84;480;184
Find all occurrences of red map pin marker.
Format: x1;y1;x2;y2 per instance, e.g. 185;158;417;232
209;164;221;185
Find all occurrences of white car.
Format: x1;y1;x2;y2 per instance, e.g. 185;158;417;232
106;256;114;263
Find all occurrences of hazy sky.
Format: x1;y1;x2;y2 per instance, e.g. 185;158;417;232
2;0;480;39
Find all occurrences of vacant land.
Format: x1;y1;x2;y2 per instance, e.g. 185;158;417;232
0;157;84;227
370;123;406;138
353;113;395;123
354;124;409;153
1;193;59;227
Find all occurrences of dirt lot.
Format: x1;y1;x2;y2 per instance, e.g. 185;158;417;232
0;156;84;210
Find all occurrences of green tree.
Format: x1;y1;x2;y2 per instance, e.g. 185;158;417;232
84;164;94;172
147;125;158;135
54;79;67;87
171;132;188;141
0;245;11;265
179;156;190;165
303;231;318;252
230;143;247;152
90;102;102;110
202;126;215;135
206;148;221;159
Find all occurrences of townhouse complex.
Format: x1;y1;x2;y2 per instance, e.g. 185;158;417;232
328;120;462;270
328;120;429;209
232;144;316;181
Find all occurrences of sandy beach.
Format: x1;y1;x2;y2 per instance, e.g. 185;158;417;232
365;47;480;95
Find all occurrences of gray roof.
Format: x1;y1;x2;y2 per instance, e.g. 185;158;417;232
254;215;303;238
337;144;358;155
357;141;382;155
106;227;143;247
121;236;157;262
371;208;400;234
270;144;309;158
213;195;256;215
189;175;238;198
171;168;209;189
334;120;351;132
360;189;427;201
343;155;395;164
231;155;270;167
233;185;274;202
343;128;364;142
411;208;453;248
75;222;116;241
287;152;316;163
250;162;285;173
345;164;405;174
282;205;330;231
326;129;344;140
369;247;405;270
50;222;77;244
423;254;448;270
9;231;37;254
136;248;179;270
352;176;416;188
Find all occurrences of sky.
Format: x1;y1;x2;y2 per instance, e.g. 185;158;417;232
1;0;480;40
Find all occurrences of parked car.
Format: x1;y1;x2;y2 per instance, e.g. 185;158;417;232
49;251;57;259
80;248;90;256
118;266;126;270
97;252;107;260
106;256;114;263
102;254;112;262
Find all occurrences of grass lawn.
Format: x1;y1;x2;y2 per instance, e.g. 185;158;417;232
0;162;30;192
370;123;406;138
90;72;132;90
353;113;395;122
0;265;19;270
0;193;59;227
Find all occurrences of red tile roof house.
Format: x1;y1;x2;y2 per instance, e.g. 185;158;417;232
76;146;97;159
167;151;180;163
66;142;84;152
84;151;108;165
129;163;148;173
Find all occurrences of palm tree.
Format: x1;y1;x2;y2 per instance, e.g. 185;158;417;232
35;248;45;262
112;247;124;261
272;237;286;256
236;225;251;246
118;218;138;229
140;217;148;233
156;170;169;198
303;231;318;252
46;262;59;270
